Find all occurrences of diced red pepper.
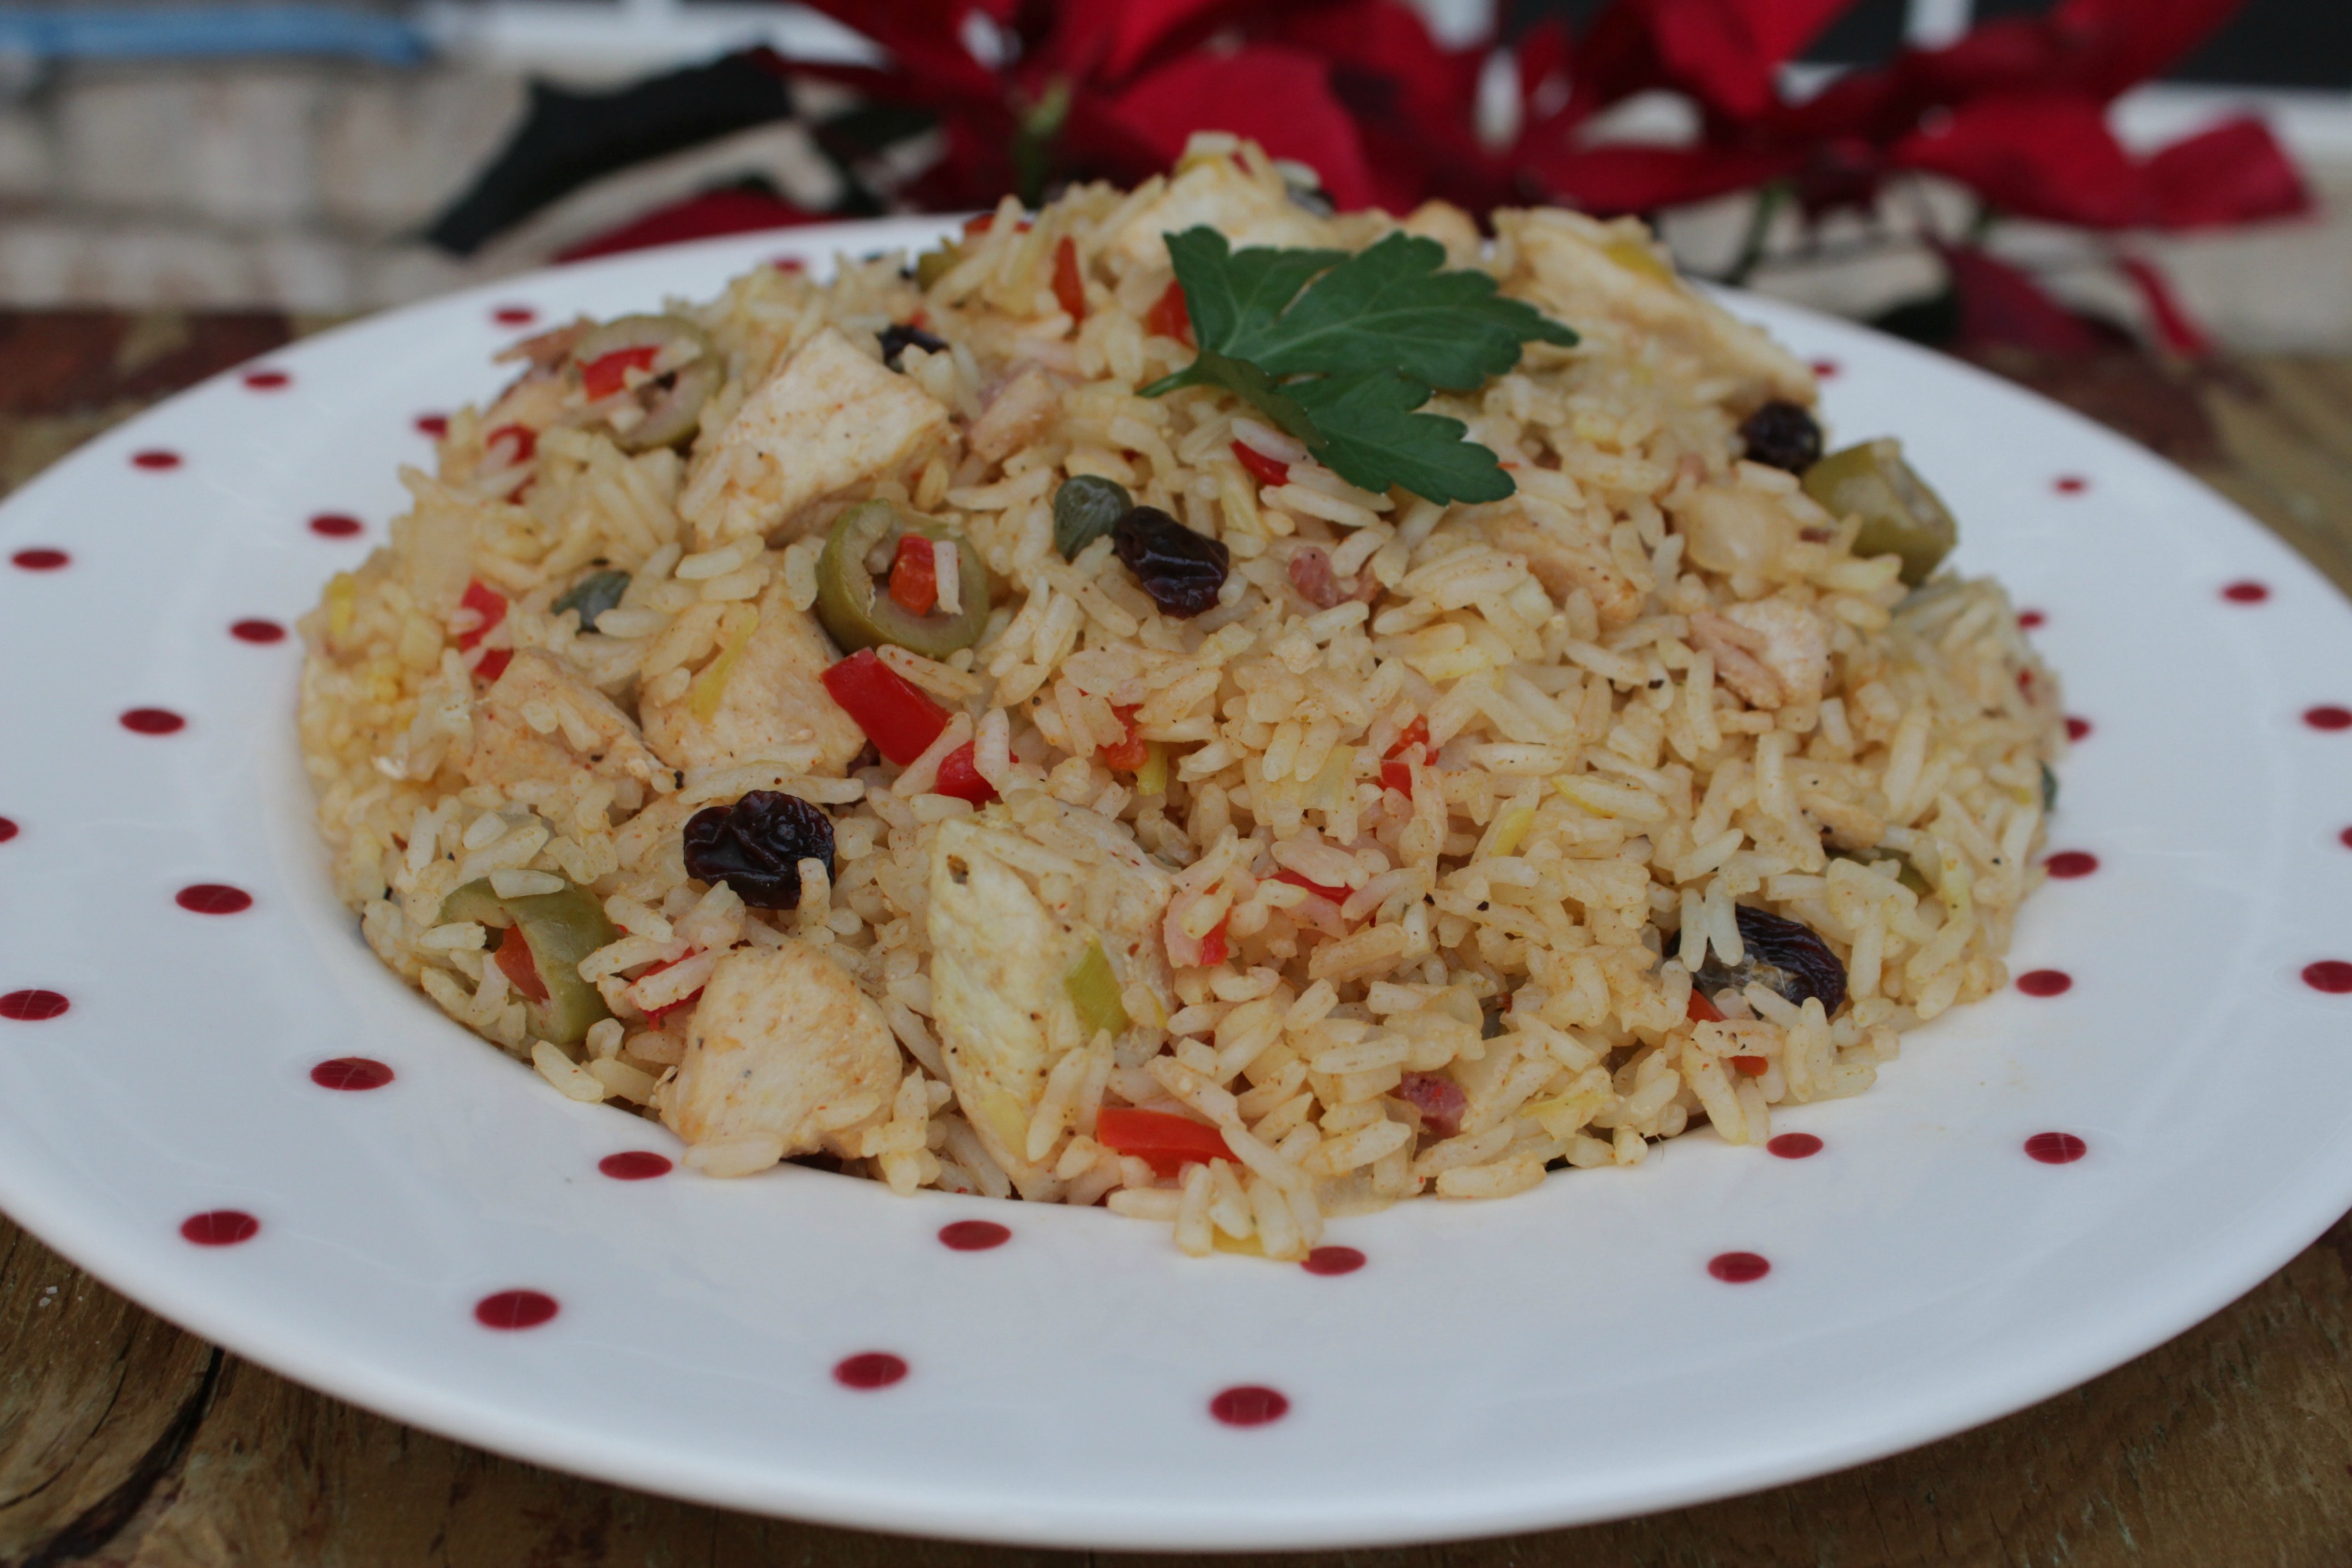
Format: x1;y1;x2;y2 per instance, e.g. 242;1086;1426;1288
475;648;513;683
1146;279;1191;345
1097;705;1148;772
456;578;508;651
963;213;1033;237
1197;917;1230;968
486;423;537;464
932;741;998;805
1687;988;1725;1024
1729;1053;1770;1077
888;533;939;615
1052;236;1086;323
494;924;549;1004
1094;1106;1233;1177
1381;717;1434;798
1272;868;1350;905
820;647;951;766
581;344;659;401
1231;440;1289;488
634;954;705;1025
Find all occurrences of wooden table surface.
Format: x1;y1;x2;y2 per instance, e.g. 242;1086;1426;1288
6;310;2352;1567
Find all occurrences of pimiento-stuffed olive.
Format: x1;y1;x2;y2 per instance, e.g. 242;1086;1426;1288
437;877;618;1045
1801;437;1957;588
813;500;991;658
569;314;719;454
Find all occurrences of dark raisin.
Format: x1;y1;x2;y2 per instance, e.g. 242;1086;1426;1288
1053;474;1133;561
1690;905;1848;1016
681;790;836;910
879;323;947;371
1113;505;1229;618
1738;401;1824;474
551;569;630;631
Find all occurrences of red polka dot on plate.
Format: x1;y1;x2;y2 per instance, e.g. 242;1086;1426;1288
1302;1245;1365;1275
0;817;16;844
230;619;286;644
598;1150;673;1180
176;883;253;915
242;369;290;391
2222;581;2269;604
2054;475;2087;494
1209;1385;1289;1426
939;1219;1010;1250
2016;969;2073;997
11;548;67;570
311;1056;393;1090
131;449;181;471
2339;827;2352;851
2044;851;2098;878
308;513;364;539
492;305;537;326
121;708;185;734
834;1352;907;1389
2066;716;2091;741
2025;1131;2088;1164
2017;609;2045;629
1809;358;1838;379
1708;1251;1771;1282
0;990;68;1021
181;1209;259;1245
415;414;449;439
1766;1133;1822;1159
475;1289;559;1330
2305;706;2352;732
2302;961;2352;995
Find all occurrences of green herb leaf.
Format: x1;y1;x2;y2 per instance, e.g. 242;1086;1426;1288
1289;373;1518;505
1138;227;1576;504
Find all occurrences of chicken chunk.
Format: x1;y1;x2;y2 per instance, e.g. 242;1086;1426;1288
465;648;664;793
1689;598;1829;710
656;941;901;1173
967;364;1069;463
1495;208;1814;409
926;803;1172;1188
1108;155;1329;270
1472;506;1644;629
1671;483;1805;581
678;326;951;549
639;578;866;777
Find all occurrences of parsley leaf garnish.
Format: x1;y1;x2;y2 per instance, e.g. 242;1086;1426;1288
1140;228;1577;504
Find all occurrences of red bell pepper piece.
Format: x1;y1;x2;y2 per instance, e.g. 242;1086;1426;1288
1197;917;1230;968
1272;868;1349;905
581;344;659;401
1097;705;1148;772
486;423;537;464
932;741;997;805
1687;988;1725;1024
1052;236;1086;323
1231;441;1289;488
494;925;549;1004
1145;279;1190;345
1381;717;1434;797
1094;1106;1233;1177
820;648;951;766
475;649;513;683
456;578;508;651
1730;1053;1769;1077
636;953;705;1026
888;534;939;615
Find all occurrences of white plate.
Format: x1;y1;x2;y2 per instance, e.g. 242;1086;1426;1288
2;218;2349;1551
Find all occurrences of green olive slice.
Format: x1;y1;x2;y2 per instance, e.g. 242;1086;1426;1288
569;313;719;454
814;500;991;658
1801;437;1958;588
438;877;618;1046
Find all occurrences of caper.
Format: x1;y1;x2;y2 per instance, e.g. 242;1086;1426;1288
813;500;991;659
1801;437;1958;587
1053;474;1133;561
437;877;618;1046
551;569;630;632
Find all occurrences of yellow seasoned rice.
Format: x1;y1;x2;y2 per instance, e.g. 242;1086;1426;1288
298;135;2064;1259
